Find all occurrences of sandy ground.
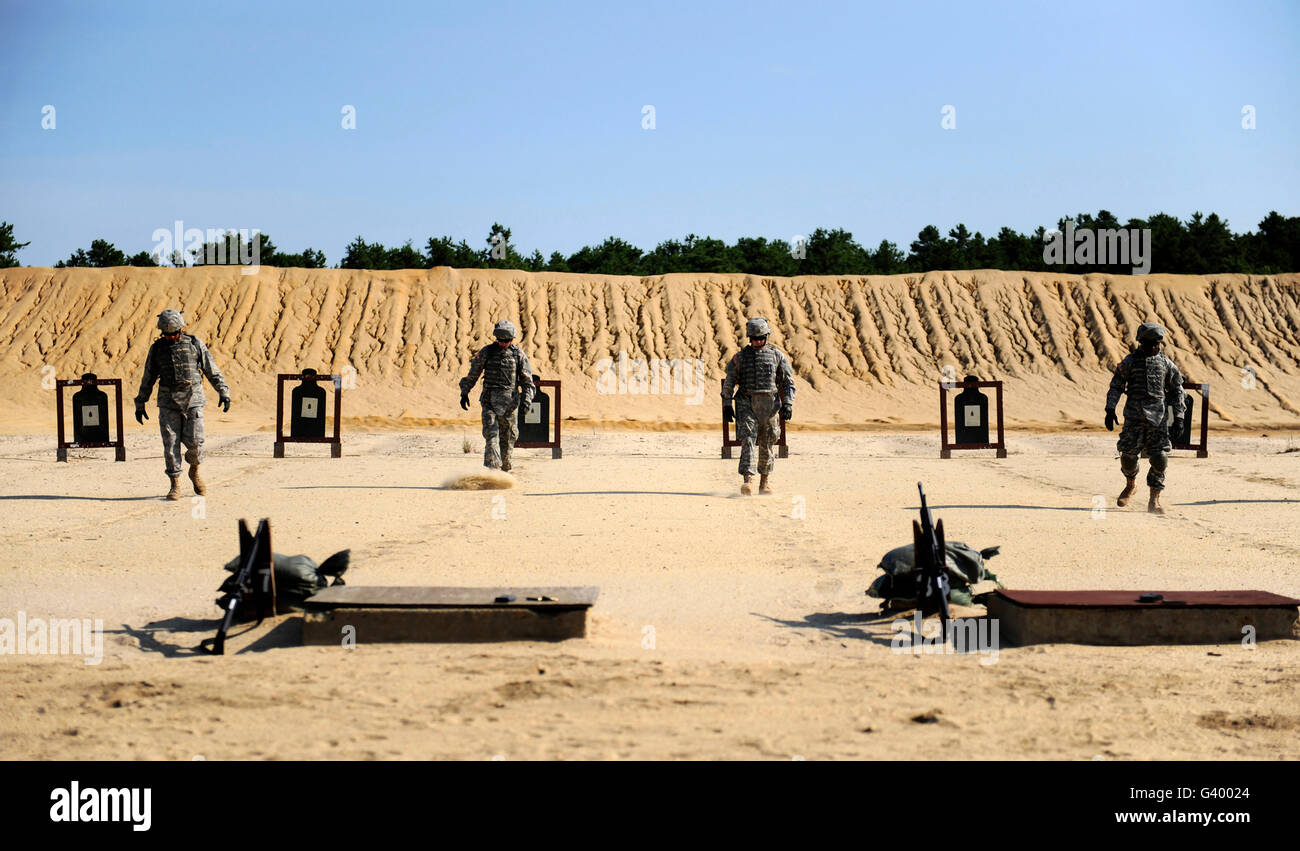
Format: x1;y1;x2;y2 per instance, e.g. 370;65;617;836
0;430;1298;760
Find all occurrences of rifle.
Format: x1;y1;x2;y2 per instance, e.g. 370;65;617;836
914;482;950;633
201;518;275;655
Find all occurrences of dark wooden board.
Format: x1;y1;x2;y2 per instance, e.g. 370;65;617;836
996;589;1300;609
304;585;599;609
302;607;589;644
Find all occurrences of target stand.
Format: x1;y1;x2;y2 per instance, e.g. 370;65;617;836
940;377;1006;459
1170;382;1209;458
515;376;562;459
274;370;342;458
720;379;788;459
55;374;125;462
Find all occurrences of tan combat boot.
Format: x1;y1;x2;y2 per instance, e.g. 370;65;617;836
740;474;753;495
759;474;772;494
188;464;206;495
1116;477;1137;507
1148;488;1165;515
166;476;182;501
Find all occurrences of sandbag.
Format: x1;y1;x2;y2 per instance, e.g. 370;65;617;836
866;541;1001;608
217;549;351;612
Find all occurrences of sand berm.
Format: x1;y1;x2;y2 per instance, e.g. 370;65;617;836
1;267;1297;433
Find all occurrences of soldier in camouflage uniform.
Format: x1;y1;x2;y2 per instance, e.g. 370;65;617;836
459;320;534;472
1105;322;1185;515
723;317;795;495
134;309;231;501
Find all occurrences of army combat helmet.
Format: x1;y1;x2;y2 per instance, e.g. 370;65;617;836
1136;322;1166;344
745;317;771;338
157;309;184;333
493;320;517;341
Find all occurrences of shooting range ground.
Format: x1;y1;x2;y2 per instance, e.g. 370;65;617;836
1;430;1297;760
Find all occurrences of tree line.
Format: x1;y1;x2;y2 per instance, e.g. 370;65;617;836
2;211;1297;274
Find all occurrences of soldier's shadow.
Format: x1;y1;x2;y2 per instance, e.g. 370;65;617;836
912;503;1097;512
285;485;434;491
1177;498;1298;506
0;494;158;502
753;610;900;648
525;490;718;497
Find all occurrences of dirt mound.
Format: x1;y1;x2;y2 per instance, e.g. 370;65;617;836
441;469;516;490
1;266;1297;432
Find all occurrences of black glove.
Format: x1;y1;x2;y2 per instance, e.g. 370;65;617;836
780;403;792;421
135;406;148;425
459;393;470;411
1171;418;1184;437
219;396;231;413
1104;409;1116;431
722;401;734;423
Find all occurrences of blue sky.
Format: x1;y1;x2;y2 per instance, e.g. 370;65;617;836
2;0;1297;265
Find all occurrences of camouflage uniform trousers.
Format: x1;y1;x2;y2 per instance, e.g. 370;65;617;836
736;391;780;476
159;406;204;478
1116;418;1171;489
480;389;520;470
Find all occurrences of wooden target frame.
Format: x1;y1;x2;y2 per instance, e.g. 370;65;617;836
55;376;125;462
940;379;1007;459
514;377;563;459
1172;381;1209;458
720;379;788;460
274;372;342;458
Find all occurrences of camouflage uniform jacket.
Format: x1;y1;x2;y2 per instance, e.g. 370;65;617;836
135;334;229;410
722;345;796;406
460;343;534;408
1106;350;1185;426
